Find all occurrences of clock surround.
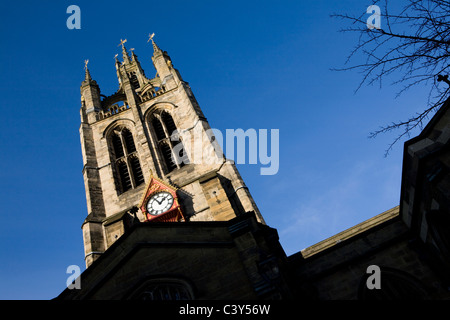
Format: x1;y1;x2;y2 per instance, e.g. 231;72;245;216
139;175;184;222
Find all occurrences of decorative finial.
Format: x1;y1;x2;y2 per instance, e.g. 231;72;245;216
118;38;131;63
114;53;118;60
147;32;161;53
83;59;93;82
129;48;137;61
118;38;127;47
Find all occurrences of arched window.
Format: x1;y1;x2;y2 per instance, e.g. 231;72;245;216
162;112;177;136
160;141;177;172
358;267;429;300
110;127;144;194
150;111;189;173
126;278;195;300
117;160;132;192
112;134;124;158
152;117;166;141
128;71;140;90
123;129;136;153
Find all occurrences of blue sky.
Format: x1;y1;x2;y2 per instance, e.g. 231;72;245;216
0;0;433;299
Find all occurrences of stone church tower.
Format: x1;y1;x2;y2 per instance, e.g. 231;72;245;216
60;35;450;301
79;36;264;267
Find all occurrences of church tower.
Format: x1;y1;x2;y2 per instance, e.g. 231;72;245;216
79;36;264;267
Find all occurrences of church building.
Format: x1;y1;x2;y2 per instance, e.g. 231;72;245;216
57;36;450;300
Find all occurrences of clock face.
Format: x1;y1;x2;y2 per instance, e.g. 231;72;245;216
146;191;174;216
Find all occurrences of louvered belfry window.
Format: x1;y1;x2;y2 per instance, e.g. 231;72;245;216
151;111;188;173
111;127;144;194
128;71;140;90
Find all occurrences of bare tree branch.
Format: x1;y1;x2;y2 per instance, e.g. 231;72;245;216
331;0;450;155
